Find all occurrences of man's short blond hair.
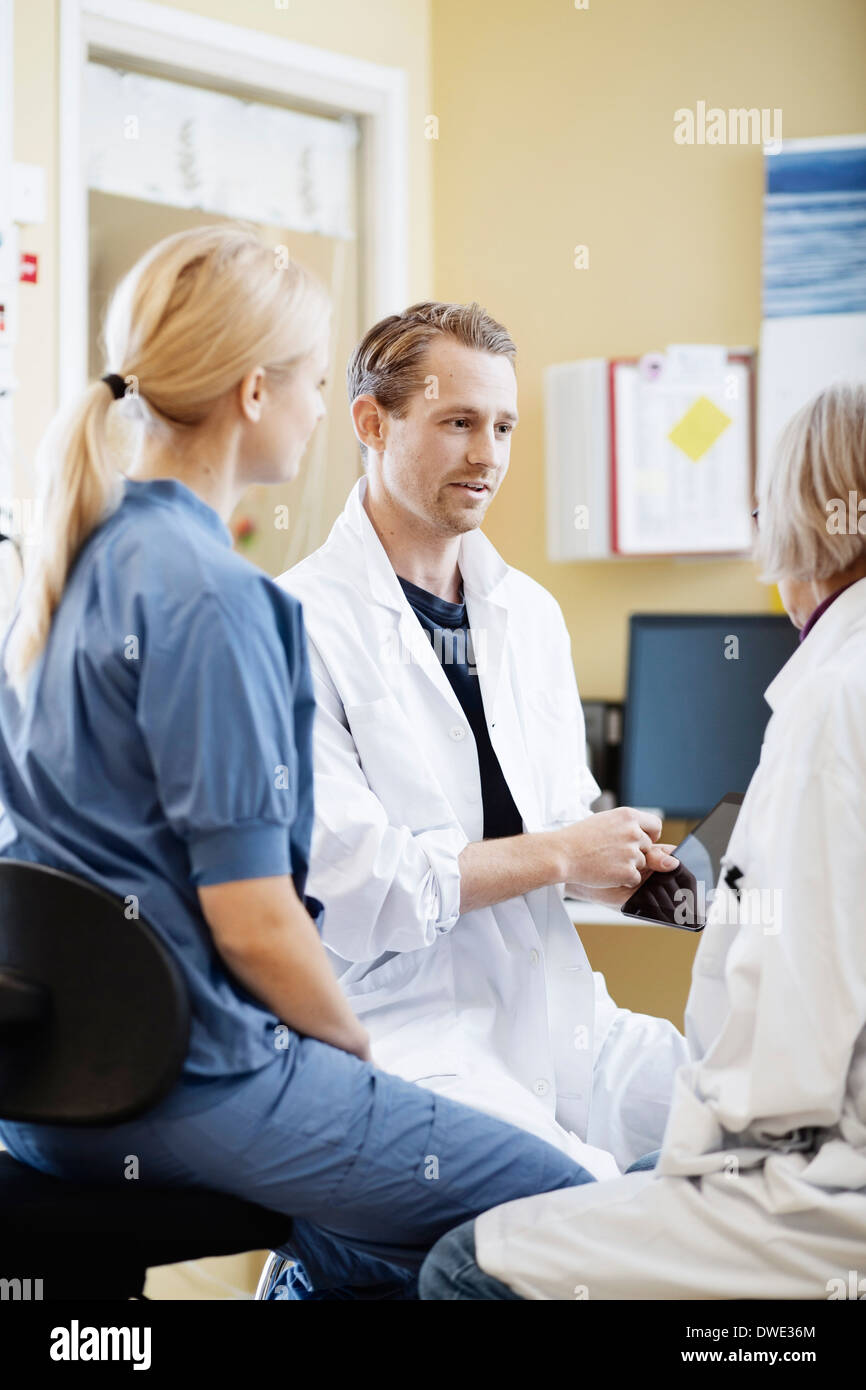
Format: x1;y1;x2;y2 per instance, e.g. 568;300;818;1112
346;300;516;463
756;381;866;583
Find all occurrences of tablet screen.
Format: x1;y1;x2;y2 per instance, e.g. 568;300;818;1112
621;792;744;930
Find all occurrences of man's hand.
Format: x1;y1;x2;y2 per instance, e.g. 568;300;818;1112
566;843;679;907
457;815;677;916
555;807;669;890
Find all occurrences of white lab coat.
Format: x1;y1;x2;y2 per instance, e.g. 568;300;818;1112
279;476;689;1179
475;576;866;1298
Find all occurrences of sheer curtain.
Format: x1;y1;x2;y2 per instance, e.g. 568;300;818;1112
85;61;363;574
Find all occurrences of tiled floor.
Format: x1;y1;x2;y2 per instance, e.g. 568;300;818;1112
144;1250;267;1300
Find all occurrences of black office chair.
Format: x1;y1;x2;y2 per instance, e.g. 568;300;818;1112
0;859;293;1299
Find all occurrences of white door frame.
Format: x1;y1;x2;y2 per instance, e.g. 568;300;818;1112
0;0;15;496
58;0;409;404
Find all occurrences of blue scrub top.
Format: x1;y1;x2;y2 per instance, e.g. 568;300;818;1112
0;477;318;1078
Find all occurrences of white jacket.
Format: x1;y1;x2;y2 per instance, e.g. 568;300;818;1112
658;573;866;1193
474;576;866;1298
280;476;689;1175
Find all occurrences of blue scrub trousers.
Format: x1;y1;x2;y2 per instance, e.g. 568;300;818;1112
0;1034;596;1293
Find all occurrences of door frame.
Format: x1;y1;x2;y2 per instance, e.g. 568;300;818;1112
0;0;15;495
58;0;409;404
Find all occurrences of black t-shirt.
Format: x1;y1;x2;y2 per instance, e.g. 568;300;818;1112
397;574;524;840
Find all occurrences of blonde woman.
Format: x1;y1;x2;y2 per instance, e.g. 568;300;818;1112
0;225;595;1299
421;382;866;1300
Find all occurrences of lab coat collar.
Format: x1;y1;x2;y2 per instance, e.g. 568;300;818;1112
339;474;513;724
344;474;511;613
764;575;866;713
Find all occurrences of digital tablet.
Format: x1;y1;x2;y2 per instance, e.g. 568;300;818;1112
620;792;745;931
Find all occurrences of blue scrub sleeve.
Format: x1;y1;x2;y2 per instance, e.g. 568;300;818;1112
136;586;299;886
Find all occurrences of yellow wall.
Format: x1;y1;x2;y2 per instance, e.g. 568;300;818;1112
430;0;866;699
16;0;866;699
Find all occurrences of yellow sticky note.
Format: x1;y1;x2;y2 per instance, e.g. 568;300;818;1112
667;396;732;462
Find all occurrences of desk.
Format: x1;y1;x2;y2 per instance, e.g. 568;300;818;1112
568;899;666;929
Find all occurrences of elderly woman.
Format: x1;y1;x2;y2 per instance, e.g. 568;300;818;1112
420;380;866;1300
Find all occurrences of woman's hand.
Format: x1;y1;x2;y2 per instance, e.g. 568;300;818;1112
199;874;375;1063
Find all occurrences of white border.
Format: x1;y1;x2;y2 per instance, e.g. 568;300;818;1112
769;133;866;153
58;0;409;403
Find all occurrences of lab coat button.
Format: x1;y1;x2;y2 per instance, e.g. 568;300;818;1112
533;1078;550;1097
529;949;540;967
449;725;467;741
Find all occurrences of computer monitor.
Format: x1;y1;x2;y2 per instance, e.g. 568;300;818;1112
620;614;800;818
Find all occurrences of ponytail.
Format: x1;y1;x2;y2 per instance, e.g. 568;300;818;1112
3;222;329;701
4;381;123;698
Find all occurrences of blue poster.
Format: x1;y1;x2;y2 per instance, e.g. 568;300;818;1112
763;137;866;318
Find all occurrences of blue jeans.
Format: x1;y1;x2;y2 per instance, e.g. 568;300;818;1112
0;1035;598;1294
418;1150;663;1301
273;1148;663;1300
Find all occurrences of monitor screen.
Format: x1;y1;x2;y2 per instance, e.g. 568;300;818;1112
620;614;800;818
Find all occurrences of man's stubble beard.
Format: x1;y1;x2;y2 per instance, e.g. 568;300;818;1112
422;482;491;538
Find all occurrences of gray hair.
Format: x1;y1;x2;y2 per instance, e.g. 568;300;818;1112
755;381;866;583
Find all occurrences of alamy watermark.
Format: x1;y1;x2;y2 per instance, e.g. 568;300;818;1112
675;883;782;934
0;1275;43;1300
826;1269;866;1300
49;1321;151;1370
674;102;782;154
826;492;866;534
380;625;486;676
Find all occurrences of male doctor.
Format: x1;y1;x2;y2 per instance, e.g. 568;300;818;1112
279;300;690;1180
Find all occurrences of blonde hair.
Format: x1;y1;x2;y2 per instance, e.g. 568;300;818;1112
756;381;866;584
4;224;329;697
346;300;516;463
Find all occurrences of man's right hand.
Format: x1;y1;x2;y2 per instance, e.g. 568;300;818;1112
555;807;664;889
458;808;667;915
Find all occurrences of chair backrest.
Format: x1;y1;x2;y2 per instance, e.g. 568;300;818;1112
0;859;189;1125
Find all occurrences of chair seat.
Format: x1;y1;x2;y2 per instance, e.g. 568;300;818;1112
0;1151;293;1299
